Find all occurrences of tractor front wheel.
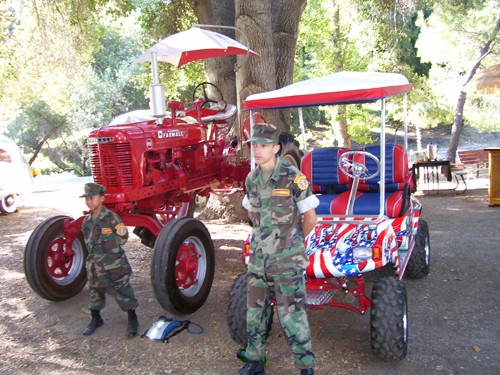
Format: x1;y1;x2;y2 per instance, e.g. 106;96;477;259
370;276;408;361
24;215;88;301
151;217;215;315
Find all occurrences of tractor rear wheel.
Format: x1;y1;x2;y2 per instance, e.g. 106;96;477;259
151;217;215;315
405;219;430;279
370;276;408;361
24;215;88;301
227;272;274;346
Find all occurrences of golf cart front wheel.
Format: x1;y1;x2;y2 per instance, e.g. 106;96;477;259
370;276;408;361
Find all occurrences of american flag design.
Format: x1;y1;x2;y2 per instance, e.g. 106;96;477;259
304;198;423;279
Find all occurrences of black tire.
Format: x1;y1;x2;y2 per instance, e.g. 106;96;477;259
370;276;408;361
24;215;88;301
151;217;215;315
0;193;19;214
227;272;274;346
279;132;302;168
405;219;430;279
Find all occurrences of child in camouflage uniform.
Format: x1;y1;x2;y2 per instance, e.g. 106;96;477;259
79;182;139;338
239;123;319;375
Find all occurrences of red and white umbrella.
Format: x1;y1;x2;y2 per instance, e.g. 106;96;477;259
134;27;257;67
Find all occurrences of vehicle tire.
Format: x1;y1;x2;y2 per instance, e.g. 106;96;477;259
227;272;274;346
279;132;302;168
151;217;215;315
0;193;19;214
24;215;88;301
405;219;430;279
370;276;408;361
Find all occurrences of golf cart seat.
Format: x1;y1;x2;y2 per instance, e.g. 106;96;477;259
329;144;412;217
301;147;351;215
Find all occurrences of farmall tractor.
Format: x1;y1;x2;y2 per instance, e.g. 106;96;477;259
23;28;267;315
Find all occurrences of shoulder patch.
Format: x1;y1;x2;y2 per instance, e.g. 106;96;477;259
115;223;127;236
294;173;309;191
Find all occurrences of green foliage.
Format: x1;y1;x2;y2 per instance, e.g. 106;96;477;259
415;0;500;130
6;101;67;159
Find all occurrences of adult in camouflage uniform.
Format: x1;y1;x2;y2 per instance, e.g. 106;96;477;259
238;123;319;375
79;182;139;338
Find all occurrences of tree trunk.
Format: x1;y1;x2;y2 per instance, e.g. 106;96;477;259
331;1;351;148
235;0;277;126
187;0;237;105
446;15;500;163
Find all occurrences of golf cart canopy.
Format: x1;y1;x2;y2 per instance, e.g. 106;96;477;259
243;71;412;110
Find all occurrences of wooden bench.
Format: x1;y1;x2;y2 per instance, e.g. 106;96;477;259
448;149;488;194
456;149;488;178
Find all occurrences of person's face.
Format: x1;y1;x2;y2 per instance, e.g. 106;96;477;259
84;195;104;211
251;142;280;167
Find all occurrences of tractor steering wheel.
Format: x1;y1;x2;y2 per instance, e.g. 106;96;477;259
192;82;226;110
339;151;380;180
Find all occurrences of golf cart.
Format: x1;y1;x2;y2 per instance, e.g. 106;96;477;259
227;72;430;361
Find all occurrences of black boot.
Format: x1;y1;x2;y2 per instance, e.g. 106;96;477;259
126;309;138;338
300;369;314;375
82;309;104;336
237;360;265;375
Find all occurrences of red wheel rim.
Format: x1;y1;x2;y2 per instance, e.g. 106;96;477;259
45;238;73;278
174;236;207;297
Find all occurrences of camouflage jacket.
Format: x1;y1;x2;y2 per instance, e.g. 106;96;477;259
82;206;132;286
242;157;319;268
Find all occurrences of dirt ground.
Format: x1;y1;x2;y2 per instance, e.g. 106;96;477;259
1;174;499;375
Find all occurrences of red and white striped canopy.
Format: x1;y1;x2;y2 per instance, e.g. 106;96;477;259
244;71;412;110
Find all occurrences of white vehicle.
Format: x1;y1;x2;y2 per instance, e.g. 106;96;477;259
0;136;32;214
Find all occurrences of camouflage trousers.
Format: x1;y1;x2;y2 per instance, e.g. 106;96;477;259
88;275;138;312
245;263;315;369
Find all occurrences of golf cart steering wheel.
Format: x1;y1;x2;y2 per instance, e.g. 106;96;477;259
192;82;227;110
339;151;380;180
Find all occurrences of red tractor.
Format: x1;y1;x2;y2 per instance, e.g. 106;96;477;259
23;27;276;315
23;80;256;314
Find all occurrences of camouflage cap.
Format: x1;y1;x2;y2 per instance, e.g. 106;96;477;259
79;182;106;197
245;123;280;144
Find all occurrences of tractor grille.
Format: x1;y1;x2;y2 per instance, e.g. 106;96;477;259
88;142;133;187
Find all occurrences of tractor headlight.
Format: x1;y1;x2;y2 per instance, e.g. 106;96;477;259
353;247;372;263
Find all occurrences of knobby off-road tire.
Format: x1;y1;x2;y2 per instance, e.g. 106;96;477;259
227;272;274;346
0;193;19;214
406;219;430;279
24;215;88;301
370;276;408;361
151;217;215;315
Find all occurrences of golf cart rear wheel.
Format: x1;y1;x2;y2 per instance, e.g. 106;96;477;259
227;272;274;346
151;217;215;315
406;219;430;279
370;276;408;361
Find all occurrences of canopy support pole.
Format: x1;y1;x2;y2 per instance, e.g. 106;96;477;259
298;108;307;152
379;98;386;217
